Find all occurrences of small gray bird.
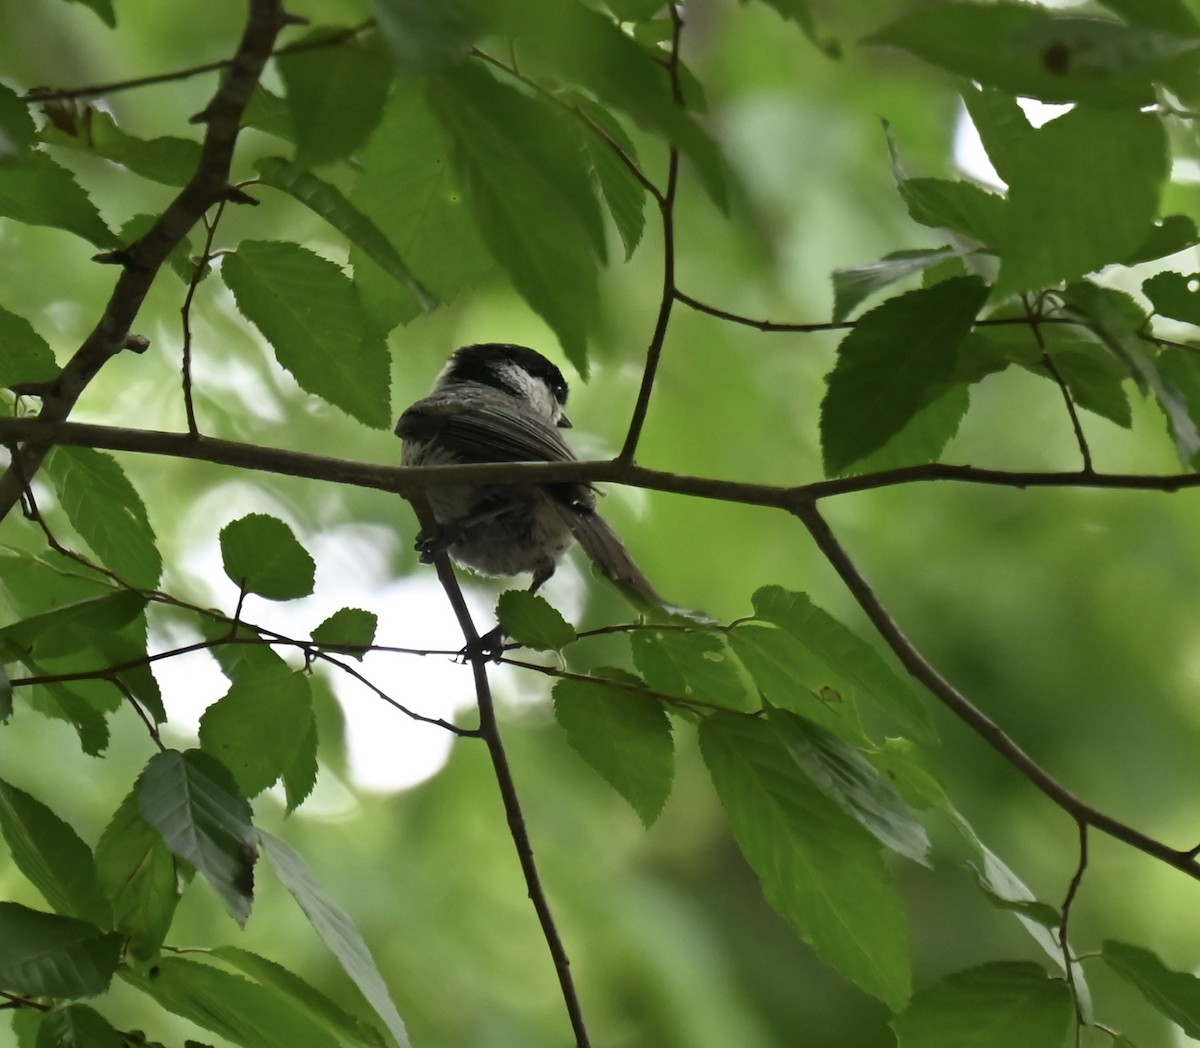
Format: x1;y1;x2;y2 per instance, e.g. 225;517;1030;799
395;343;661;606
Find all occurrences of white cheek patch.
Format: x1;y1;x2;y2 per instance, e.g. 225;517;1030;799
499;363;562;424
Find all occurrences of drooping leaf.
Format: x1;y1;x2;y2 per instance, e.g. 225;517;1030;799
0;82;36;158
135;749;257;926
260;830;413;1048
630;627;755;710
41;108;201;186
820;276;988;476
311;607;378;660
968;864;1061;928
497;590;577;651
35;1004;124;1048
0;302;58;388
699;712;910;1009
1031;342;1133;428
832;246;963;323
219;513;316;601
0;590;146;662
573;95;648;259
282;715;319;814
0;902;122;998
552;673;674;826
958;84;1033;187
44;446;162;588
891;962;1073;1048
1103;940;1200;1037
222;240;392;428
0;151;117;247
0;776;107;924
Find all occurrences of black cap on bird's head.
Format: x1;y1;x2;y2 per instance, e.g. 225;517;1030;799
444;344;569;408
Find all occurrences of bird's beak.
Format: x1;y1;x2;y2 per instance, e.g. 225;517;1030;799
558;414;573;429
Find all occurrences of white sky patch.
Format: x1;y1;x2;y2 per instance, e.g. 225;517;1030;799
954;97;1073;188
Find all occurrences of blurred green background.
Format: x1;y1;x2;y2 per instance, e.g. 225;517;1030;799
3;1;1200;1045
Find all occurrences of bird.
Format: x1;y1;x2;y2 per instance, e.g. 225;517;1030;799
395;343;662;608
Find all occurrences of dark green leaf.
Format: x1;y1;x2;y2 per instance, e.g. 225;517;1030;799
0;303;57;388
0;776;107;924
699;712;910;1009
428;64;603;372
34;683;110;756
820;276;988;476
222;240;392;428
958;85;1033;187
969;864;1061;927
1125;215;1200;266
0;590;146;661
1033;343;1132;428
1144;270;1200;325
630;627;754;710
277;30;393;167
370;0;482;68
766;708;931;864
0;82;36;158
0;151;117;247
842;385;970;473
311;607;378;659
899;178;1005;245
497;590;577;651
744;0;840;57
42;108;201;186
199;662;313;797
553;674;674;826
256;156;435;312
243;85;294;141
44;446;162;588
260;830;413;1048
868;3;1198;107
891;962;1073;1047
122;957;342;1048
136;749;257;926
95;788;179;963
574;96;647;259
219;512;316;601
62;0;115;26
832;247;963;323
282;715;319;814
0;663;10;722
0;902;121;998
751;586;936;740
36;1004;124;1048
1103;941;1200;1038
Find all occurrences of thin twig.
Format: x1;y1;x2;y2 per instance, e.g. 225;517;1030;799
1024;294;1093;473
1059;822;1088;1032
180;198;231;436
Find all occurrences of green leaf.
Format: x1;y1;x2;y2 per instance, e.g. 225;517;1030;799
62;0;115;26
0;83;36;158
744;0;840;57
573;96;647;259
891;962;1073;1048
0;151;117;247
42;108;201;186
255;156;435;312
260;830;413;1048
0;302;58;388
0;590;146;661
222;240;392;428
0;663;10;722
243;85;294;141
1144;270;1200;325
899;178;1006;245
832;247;963;323
311;607;378;659
1032;343;1132;428
630;627;754;710
36;1004;124;1048
135;749;257;926
841;385;970;473
496;590;577;651
1103;941;1200;1038
820;276;988;476
118;212;195;283
552;674;674;826
867;3;1199;107
996;108;1167;297
968;864;1061;928
282;715;319;814
350;83;494;331
751;586;936;741
699;712;910;1009
1125;214;1200;265
765;708;931;865
0;902;122;998
427;64;603;373
1099;0;1200;36
0;776;107;924
122;957;342;1048
199;662;313;797
277;29;393;167
94;788;179;963
32;682;110;757
44;446;162;588
959;85;1034;188
219;512;316;601
211;947;389;1048
369;0;482;68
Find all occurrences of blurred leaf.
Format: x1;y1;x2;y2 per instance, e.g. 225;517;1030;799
118;212;195;282
243;84;294;141
968;864;1061;927
766;708;931;865
0;590;146;661
44;446;162;588
370;0;482;68
282;716;319;814
1103;941;1200;1037
891;962;1073;1047
699;712;910;1010
219;512;316;601
0;902;121;998
256;156;435;312
35;1004;124;1048
222;240;392;428
311;607;378;659
61;0;114;25
605;0;665;20
211;947;389;1048
553;673;674;826
0;776;107;924
42;108;201;185
1125;215;1200;265
573;95;647;259
996;108;1167;297
0;151;117;246
260;830;413;1048
95;788;179;964
1099;0;1200;35
867;4;1198;107
0;82;35;157
832;246;963;322
0;663;10;722
1144;270;1200;325
0;302;57;387
751;587;936;741
630;627;754;710
744;0;840;57
123;957;342;1048
427;64;603;373
497;590;577;651
820;276;988;476
199;662;313;797
277;30;393;167
136;749;257;926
